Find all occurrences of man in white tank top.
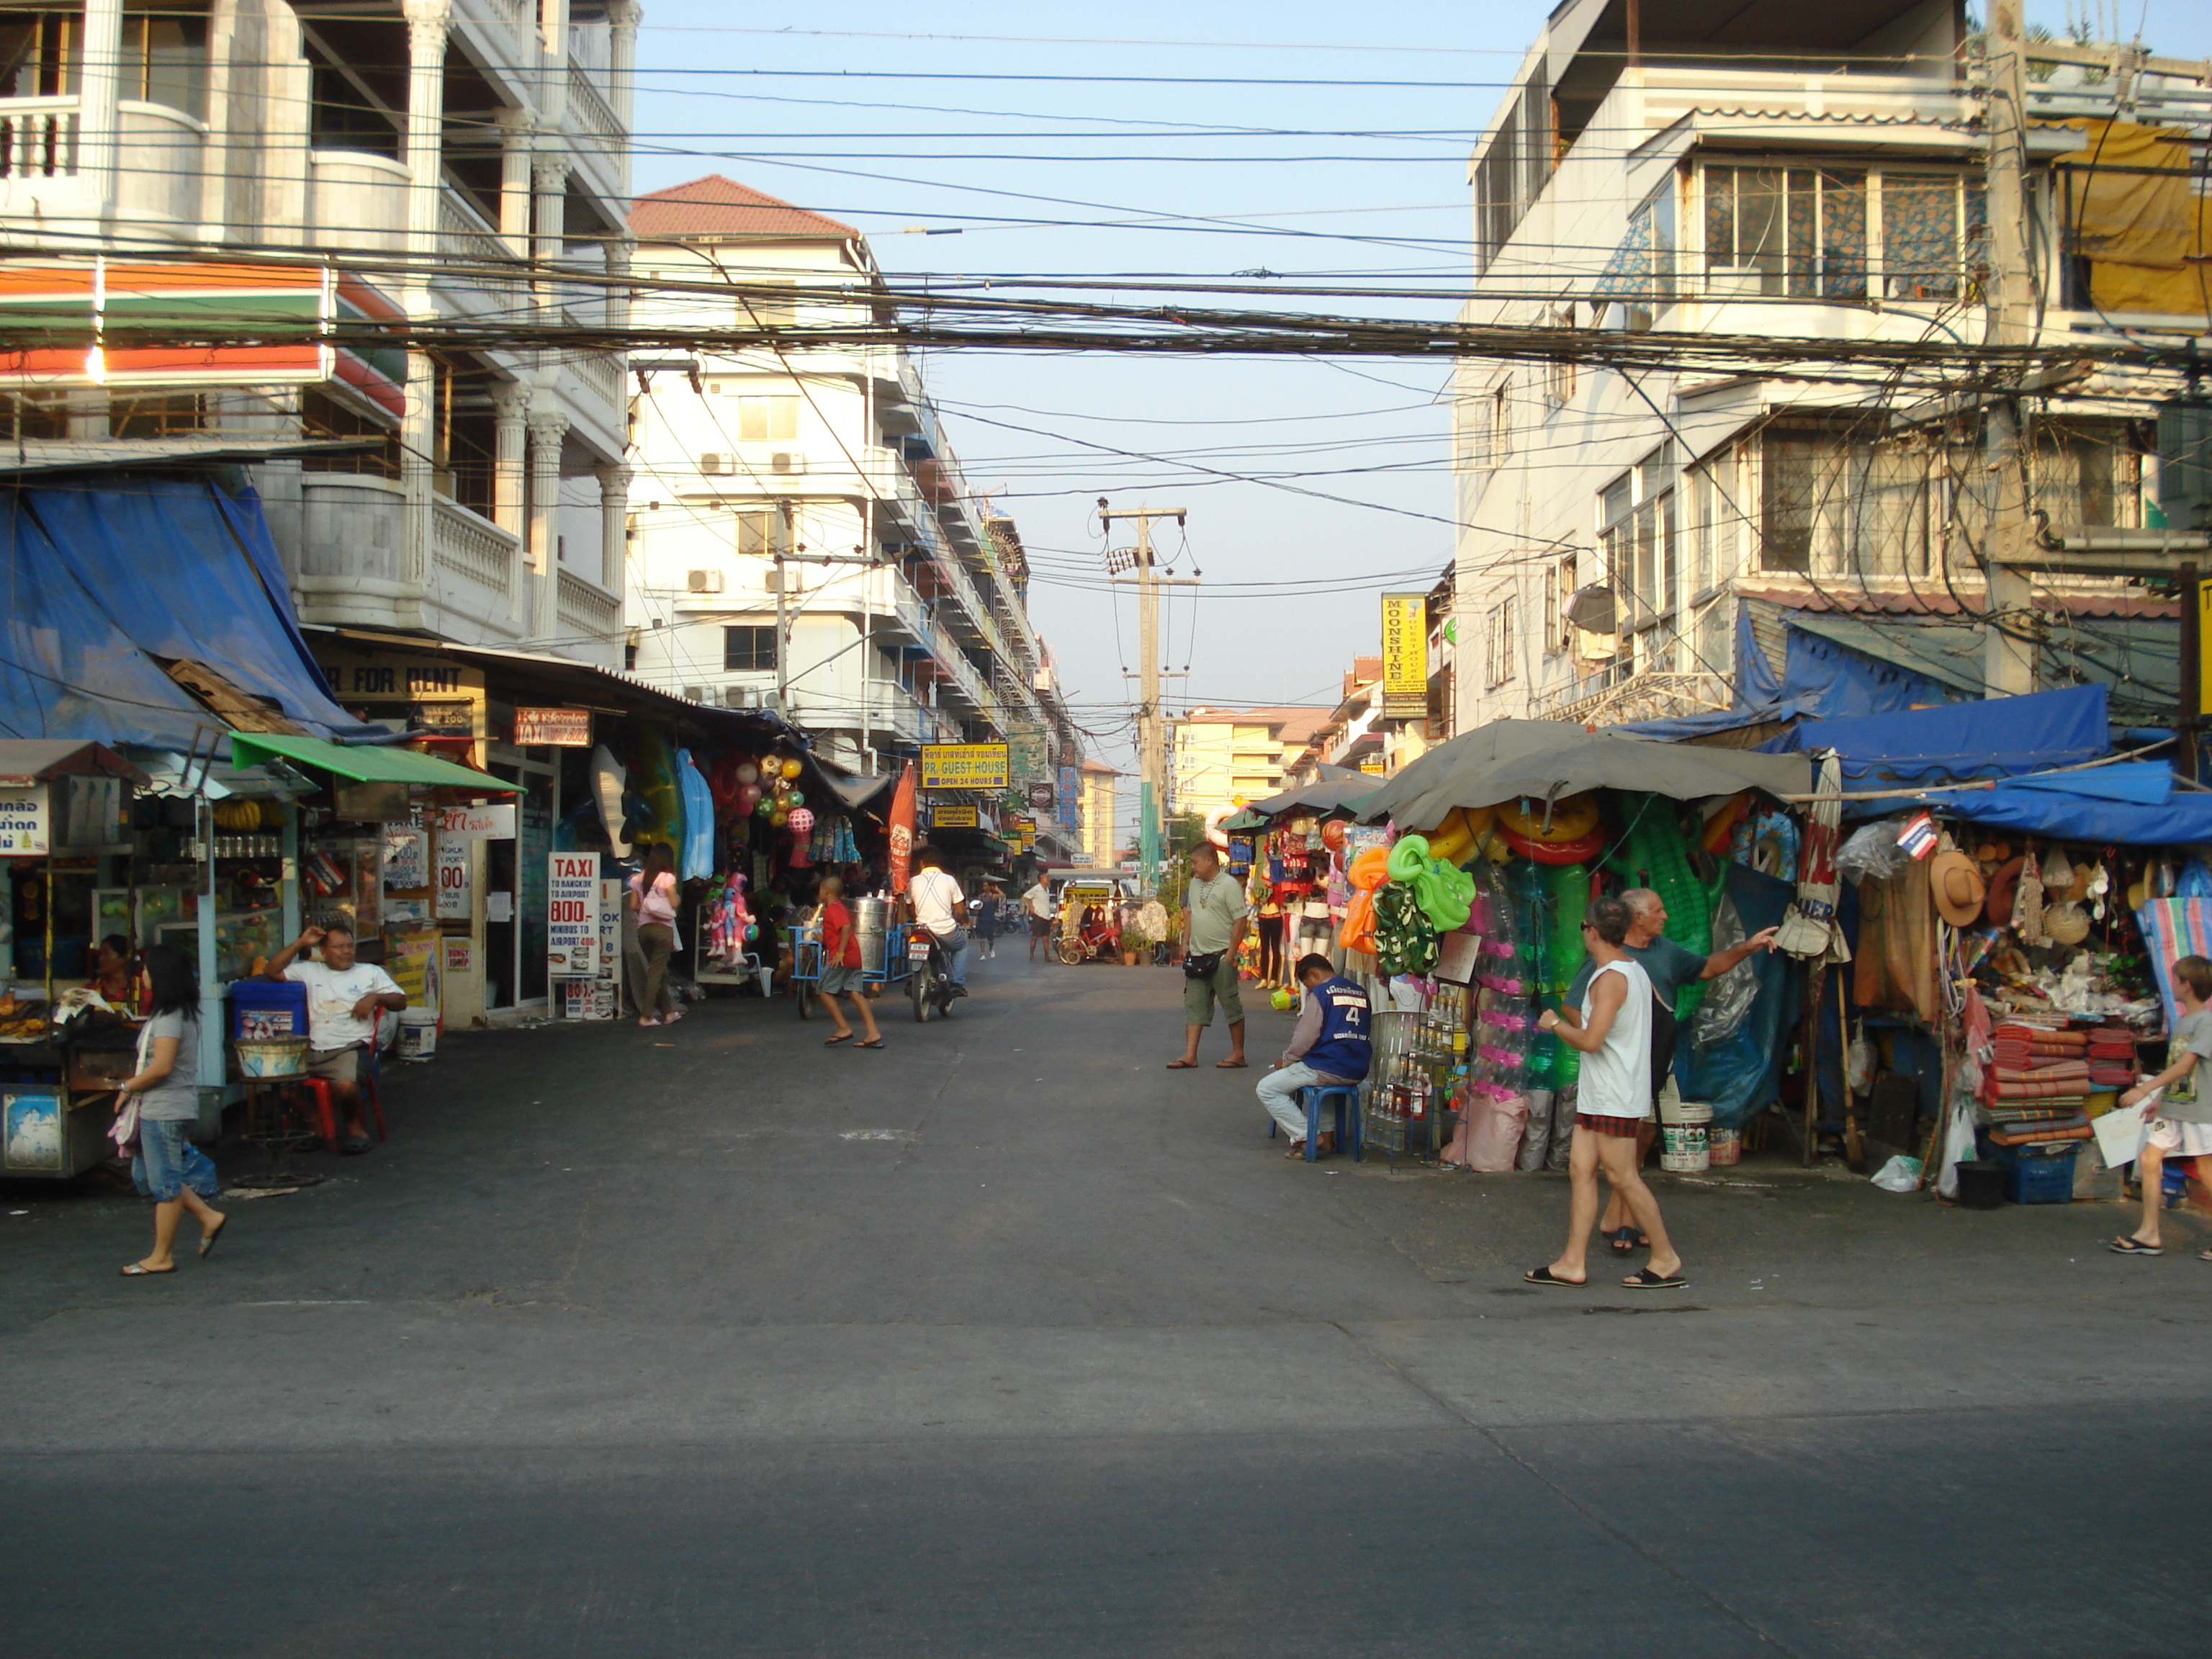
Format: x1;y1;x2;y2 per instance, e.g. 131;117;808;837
1525;897;1686;1290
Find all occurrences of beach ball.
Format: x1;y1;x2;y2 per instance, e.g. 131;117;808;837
780;757;801;781
737;783;761;811
755;796;775;818
735;760;759;786
1321;819;1346;852
745;925;758;941
783;788;804;809
1270;987;1296;1012
770;809;788;827
786;807;816;836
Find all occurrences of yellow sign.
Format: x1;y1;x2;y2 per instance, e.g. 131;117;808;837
920;743;1010;791
2200;581;2212;716
931;804;979;829
1359;761;1387;775
1380;592;1428;717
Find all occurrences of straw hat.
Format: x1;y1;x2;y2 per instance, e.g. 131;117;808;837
1930;848;1988;928
1984;855;2025;927
2045;900;2091;945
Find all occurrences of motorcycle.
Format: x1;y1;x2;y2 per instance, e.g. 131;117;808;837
907;925;958;1022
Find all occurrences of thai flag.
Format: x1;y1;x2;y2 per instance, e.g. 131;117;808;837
1895;811;1939;860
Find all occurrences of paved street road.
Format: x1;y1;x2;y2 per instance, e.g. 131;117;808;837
6;949;2210;1657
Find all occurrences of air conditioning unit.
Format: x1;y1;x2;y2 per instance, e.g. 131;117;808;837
722;685;757;709
770;451;797;475
683;685;710;702
700;452;728;475
765;570;799;595
686;569;724;593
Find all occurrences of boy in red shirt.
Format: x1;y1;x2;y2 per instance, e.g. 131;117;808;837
816;875;884;1049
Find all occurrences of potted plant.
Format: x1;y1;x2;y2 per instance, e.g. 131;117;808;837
1119;923;1148;967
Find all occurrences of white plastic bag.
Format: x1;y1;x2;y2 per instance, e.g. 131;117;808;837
1870;1154;1922;1192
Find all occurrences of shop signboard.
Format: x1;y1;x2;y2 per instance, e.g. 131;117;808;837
931;804;980;830
428;803;517;839
1017;822;1036;851
1380;591;1429;719
0;783;50;855
515;708;593;747
1359;760;1387;774
1058;766;1080;831
2200;580;2212;716
1025;781;1056;811
1003;719;1050;784
920;743;1010;791
547;853;600;977
436;839;471;920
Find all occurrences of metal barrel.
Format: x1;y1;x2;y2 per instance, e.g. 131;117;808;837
853;896;892;963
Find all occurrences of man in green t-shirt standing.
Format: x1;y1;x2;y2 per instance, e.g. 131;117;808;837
1169;842;1250;1070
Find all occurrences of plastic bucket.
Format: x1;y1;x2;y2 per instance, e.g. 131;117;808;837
1707;1127;1741;1166
394;1012;439;1061
1954;1159;2008;1210
1658;1089;1712;1127
236;1038;308;1079
1659;1122;1709;1172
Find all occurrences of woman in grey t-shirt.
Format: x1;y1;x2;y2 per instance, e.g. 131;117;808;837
117;944;226;1277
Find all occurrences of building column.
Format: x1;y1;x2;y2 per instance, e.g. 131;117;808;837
77;0;124;202
595;462;630;598
603;233;633;339
402;0;452;248
531;153;570;266
491;382;529;617
496;107;537;256
607;0;642;129
527;410;570;642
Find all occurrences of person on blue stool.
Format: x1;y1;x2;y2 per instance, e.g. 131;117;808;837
1257;953;1371;1157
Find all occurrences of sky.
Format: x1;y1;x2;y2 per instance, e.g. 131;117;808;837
626;0;2211;799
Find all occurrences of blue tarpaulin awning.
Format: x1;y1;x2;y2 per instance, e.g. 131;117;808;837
1893;763;2212;845
1764;684;2111;788
0;474;378;747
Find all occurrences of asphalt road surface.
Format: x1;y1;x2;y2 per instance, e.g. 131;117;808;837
5;948;2209;1657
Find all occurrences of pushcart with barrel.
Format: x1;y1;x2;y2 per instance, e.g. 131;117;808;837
788;894;912;1019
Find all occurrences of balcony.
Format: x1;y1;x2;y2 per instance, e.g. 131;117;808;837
435;186;517;300
431;495;517;601
2;96;204;236
557;568;623;660
565;58;624;197
1535;670;1728;727
311;150;410;255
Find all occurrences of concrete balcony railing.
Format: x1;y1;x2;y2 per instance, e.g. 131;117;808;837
2;96;202;235
557;567;624;652
310;150;410;253
565;58;624;194
431;495;517;599
116;102;203;224
1535;669;1727;727
437;186;516;279
1;96;79;180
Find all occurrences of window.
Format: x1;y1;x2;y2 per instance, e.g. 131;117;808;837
0;391;67;441
299;387;402;481
1542;554;1576;657
737;279;797;328
1701;164;1982;302
1617;182;1678;331
1686;446;1745;595
732;395;799;443
1543;308;1577;409
734;509;777;554
1758;426;1973;580
1454;383;1494;473
1598;451;1676;671
1483;598;1517;688
0;9;81;99
108;392;206;439
304;32;401;159
121;0;207;119
724;626;776;672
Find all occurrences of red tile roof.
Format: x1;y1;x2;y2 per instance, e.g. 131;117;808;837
1079;757;1120;775
1740;583;2177;621
629;175;860;241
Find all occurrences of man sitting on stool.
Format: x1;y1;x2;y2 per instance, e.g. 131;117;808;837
1257;953;1372;1157
264;922;406;1154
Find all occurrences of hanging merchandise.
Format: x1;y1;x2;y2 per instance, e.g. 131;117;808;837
1384;834;1475;932
786;806;816;867
1339;844;1392;954
705;873;753;968
1372;882;1437;977
676;748;716;882
1776;753;1849;966
1608;793;1722;1023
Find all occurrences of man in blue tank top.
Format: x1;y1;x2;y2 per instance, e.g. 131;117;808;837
1256;953;1372;1156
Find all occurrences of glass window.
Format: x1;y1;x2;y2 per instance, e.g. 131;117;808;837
734;510;776;554
1706;166;1866;298
123;0;207;120
737;395;799;444
723;626;776;672
108;392;206;438
0;9;82;97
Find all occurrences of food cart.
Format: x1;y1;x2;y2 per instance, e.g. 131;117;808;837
788;895;912;1018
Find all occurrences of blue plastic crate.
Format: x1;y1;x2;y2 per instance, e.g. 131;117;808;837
1994;1141;2078;1205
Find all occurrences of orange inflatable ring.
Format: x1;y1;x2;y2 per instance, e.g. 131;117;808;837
1501;825;1606;865
1495;792;1601;844
1419;805;1497;867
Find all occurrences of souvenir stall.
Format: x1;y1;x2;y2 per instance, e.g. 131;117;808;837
1227;778;1380;994
1784;691;2212;1207
1345;721;1813;1171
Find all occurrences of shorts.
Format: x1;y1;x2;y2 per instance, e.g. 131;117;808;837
1029;914;1051;938
819;963;863;995
1183;954;1244;1027
132;1118;219;1202
307;1046;362;1087
2147;1117;2212;1156
1575;1112;1649;1138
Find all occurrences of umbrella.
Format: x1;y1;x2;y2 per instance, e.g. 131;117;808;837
1776;751;1849;963
888;760;917;895
1356;720;1809;828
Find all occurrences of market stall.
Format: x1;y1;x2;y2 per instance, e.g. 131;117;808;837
1339;721;1813;1172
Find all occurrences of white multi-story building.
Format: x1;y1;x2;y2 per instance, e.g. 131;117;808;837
1452;0;2206;732
0;0;638;665
623;174;1077;775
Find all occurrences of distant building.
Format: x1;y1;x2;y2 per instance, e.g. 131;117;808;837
1169;706;1331;821
1079;758;1120;869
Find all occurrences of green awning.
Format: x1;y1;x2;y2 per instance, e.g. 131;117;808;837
230;733;518;793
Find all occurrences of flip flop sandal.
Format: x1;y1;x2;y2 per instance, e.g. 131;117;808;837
119;1263;174;1277
824;1033;854;1046
1215;1060;1249;1069
199;1219;228;1259
1165;1060;1198;1069
1524;1267;1587;1288
856;1038;885;1049
1608;1227;1638;1256
1622;1268;1689;1290
2108;1237;2164;1256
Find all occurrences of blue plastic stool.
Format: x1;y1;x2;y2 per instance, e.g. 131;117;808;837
1292;1084;1361;1162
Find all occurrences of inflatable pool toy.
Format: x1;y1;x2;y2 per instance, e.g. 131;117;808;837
1496;792;1601;844
1501;826;1606;866
676;747;716;881
590;744;631;858
629;726;683;855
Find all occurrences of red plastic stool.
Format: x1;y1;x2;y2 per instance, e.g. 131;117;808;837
294;1075;389;1148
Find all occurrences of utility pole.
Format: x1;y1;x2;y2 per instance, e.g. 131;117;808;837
1098;500;1193;891
1982;0;2038;697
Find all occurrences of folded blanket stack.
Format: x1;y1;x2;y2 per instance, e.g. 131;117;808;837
2087;1028;2137;1089
1984;1025;2090;1117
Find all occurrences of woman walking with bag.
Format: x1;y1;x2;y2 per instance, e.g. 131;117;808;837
629;843;681;1028
116;943;225;1277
